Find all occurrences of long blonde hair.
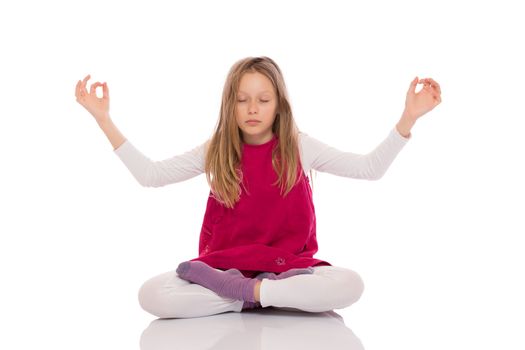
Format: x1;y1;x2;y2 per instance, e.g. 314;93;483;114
204;56;308;209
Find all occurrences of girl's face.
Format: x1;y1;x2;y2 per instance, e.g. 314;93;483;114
235;72;278;145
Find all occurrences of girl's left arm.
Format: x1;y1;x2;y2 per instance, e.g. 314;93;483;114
301;127;409;180
301;77;442;180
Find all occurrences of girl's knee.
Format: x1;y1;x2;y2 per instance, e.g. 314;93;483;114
138;278;165;318
347;269;365;301
138;273;181;318
334;269;365;307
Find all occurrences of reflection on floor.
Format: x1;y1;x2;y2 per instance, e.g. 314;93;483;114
140;307;363;350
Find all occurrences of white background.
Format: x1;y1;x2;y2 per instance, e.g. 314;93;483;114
1;0;524;349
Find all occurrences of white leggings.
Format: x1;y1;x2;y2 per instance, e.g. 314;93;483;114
138;265;365;318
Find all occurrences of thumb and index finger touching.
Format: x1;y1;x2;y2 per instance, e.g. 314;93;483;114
407;76;442;100
76;74;109;99
90;82;109;98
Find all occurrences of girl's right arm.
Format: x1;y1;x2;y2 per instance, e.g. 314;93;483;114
75;74;206;187
113;139;208;187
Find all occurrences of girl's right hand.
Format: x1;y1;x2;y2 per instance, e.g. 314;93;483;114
75;74;110;123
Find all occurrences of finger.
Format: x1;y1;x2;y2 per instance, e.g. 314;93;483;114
75;80;80;97
428;78;441;95
408;76;418;94
428;85;440;99
90;82;103;95
82;74;91;90
430;90;441;103
421;78;438;92
102;82;109;99
421;78;431;87
80;81;89;95
77;80;88;98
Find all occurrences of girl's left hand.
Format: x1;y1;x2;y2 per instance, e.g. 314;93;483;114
404;77;442;121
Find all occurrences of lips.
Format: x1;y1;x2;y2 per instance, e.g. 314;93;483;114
246;119;261;123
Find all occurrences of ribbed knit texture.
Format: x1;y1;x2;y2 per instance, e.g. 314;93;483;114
191;133;331;278
176;261;258;302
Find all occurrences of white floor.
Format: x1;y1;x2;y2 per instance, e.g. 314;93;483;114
2;275;523;350
140;307;363;350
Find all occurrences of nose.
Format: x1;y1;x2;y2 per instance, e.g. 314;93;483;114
248;101;258;114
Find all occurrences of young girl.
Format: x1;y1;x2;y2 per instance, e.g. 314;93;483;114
75;56;441;318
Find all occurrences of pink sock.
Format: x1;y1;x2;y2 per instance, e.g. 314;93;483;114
176;261;258;303
222;270;262;310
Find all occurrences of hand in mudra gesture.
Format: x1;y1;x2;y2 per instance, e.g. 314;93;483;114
404;77;442;121
75;74;110;123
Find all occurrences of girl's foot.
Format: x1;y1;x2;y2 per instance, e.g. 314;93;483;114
176;261;259;303
225;269;262;310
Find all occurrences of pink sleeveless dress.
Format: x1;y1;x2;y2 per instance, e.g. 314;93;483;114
190;133;332;278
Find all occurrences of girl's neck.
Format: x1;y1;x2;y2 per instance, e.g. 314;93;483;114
242;133;276;147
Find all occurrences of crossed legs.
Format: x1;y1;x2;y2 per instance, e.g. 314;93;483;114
138;265;364;318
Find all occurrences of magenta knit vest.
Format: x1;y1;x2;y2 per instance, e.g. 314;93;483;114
190;133;331;278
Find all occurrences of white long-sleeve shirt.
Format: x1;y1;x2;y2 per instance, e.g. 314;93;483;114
113;127;410;187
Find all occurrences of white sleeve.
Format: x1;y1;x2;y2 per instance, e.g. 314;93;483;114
113;139;208;187
299;127;410;180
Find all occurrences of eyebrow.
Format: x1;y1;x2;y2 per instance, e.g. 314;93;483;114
237;90;273;94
